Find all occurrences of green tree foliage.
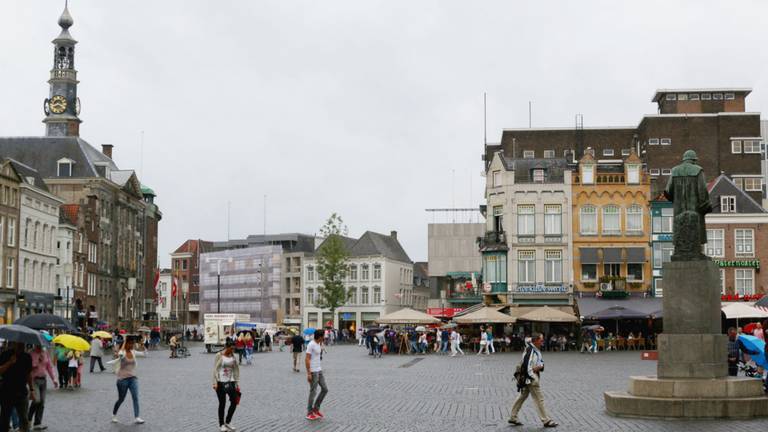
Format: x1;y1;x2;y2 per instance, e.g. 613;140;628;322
315;213;350;320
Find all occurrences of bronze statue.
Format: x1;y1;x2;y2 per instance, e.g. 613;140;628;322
663;150;712;261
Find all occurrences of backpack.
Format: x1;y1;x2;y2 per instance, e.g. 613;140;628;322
513;346;533;392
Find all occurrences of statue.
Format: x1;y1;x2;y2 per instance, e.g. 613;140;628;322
663;150;712;261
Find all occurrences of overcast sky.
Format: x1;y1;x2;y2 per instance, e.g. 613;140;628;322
2;1;767;267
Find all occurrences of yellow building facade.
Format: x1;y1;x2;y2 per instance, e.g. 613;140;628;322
572;151;652;294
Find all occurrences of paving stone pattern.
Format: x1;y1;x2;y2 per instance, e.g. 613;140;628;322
41;344;768;431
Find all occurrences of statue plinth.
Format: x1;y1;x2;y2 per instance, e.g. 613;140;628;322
605;260;768;418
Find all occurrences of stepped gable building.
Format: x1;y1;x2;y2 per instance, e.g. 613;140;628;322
484;88;763;201
0;4;161;326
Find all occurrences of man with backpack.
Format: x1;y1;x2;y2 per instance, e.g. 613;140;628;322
509;333;558;428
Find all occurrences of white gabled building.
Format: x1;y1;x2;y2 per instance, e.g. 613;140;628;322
302;231;417;332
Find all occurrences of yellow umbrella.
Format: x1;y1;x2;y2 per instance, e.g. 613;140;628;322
92;331;112;339
53;334;90;351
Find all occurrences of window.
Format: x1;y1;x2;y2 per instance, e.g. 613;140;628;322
743;177;762;191
6;257;13;288
660;138;671;146
518;250;535;283
602;205;621;235
736;269;754;296
653;207;673;233
713;93;723;100
653;242;674;268
627;164;640;184
348;265;357;280
182;260;188;270
373;264;381;280
543;150;555;159
544;205;562;236
720;196;736;213
627;263;643;281
665;94;676;101
306;288;314;304
545;250;562;283
705;229;724;257
581;264;597;281
701;93;712;100
523;150;534;159
581;165;595;184
517;204;535;236
493;205;503;232
720;269;726;295
361;287;369;304
492;171;501;187
307;266;314;281
57;160;73;177
689;93;700;101
361;264;369;280
626;205;643;232
677;93;688;101
603;149;614;157
621;148;631;156
7;218;14;247
744;140;761;154
735;229;754;257
661;169;672;176
348;287;357;304
580;206;597;235
532;169;545;183
725;93;735;100
649;169;660;176
373;287;381;303
732;140;742;153
648;138;659;146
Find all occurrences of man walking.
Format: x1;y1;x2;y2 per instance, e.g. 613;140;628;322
90;336;106;373
508;333;558;428
28;345;57;430
291;332;304;372
0;342;34;432
305;330;328;421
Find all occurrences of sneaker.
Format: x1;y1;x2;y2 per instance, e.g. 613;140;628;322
33;426;48;430
111;416;119;423
313;409;324;418
224;424;236;431
306;412;319;421
219;425;229;432
135;417;145;424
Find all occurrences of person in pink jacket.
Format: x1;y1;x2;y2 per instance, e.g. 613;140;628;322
28;345;58;429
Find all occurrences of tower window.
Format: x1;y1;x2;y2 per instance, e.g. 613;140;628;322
57;158;74;177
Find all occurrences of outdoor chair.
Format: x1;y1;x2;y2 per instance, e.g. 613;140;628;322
637;339;646;350
597;340;605;351
616;339;626;350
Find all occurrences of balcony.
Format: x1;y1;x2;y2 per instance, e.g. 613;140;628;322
447;289;482;303
478;231;508;252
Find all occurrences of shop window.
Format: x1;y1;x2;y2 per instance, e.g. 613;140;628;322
581;264;597;281
627;263;643;281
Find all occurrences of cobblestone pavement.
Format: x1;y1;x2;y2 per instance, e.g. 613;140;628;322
38;343;768;431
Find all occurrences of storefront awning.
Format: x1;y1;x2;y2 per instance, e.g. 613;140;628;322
626;248;645;263
603;248;622;264
580;248;599;264
578;297;662;320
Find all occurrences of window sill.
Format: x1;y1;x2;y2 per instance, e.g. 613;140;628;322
625;231;644;236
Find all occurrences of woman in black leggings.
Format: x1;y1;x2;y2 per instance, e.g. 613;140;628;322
212;339;240;432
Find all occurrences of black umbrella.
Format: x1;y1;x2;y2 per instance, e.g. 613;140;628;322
15;314;74;331
0;324;49;346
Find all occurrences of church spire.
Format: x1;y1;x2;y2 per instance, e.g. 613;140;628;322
43;1;82;137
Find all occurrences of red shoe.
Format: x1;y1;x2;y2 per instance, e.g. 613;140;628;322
314;410;324;419
306;412;319;421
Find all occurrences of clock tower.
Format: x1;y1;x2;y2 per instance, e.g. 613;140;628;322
43;2;82;137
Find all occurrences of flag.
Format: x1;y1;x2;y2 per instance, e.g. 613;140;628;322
153;269;161;303
172;276;178;299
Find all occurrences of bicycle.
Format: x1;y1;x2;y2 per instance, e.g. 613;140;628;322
174;345;190;358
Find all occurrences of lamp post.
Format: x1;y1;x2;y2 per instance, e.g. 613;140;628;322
206;256;232;313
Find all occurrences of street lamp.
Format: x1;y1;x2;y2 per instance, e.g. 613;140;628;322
206;256;233;313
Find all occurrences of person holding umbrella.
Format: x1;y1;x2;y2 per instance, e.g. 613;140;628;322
0;341;34;432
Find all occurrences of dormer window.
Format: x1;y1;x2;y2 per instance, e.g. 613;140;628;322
94;162;110;178
532;169;545;183
57;158;74;177
26;177;35;186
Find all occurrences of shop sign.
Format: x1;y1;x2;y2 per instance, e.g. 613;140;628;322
713;260;760;270
656;234;672;242
427;307;465;317
515;284;567;293
341;313;354;320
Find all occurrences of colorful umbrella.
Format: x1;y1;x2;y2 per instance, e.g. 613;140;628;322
52;334;90;351
738;335;767;368
39;330;53;342
303;327;316;335
92;331;112;339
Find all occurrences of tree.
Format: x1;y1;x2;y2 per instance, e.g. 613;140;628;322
315;213;350;325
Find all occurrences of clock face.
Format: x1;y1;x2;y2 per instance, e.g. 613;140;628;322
49;95;67;114
75;97;81;115
43;99;50;116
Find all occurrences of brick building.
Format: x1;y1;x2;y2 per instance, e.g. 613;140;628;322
170;239;213;325
485;87;763;202
0;161;21;324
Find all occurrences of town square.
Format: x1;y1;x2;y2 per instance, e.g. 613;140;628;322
3;1;768;431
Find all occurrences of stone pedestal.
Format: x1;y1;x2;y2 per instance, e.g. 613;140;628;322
604;260;768;418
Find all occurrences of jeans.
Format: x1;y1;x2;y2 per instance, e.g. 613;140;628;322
56;360;69;388
244;347;253;364
307;372;328;414
215;382;238;426
0;390;29;432
441;341;448;353
27;377;48;426
90;356;105;372
113;377;140;418
410;341;419;353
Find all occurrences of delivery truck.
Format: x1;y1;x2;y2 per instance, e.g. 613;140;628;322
203;313;250;352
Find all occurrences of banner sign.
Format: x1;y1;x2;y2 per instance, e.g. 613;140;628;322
515;284;568;293
713;260;760;270
427;308;465;317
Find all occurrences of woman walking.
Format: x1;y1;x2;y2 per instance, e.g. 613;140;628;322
108;336;146;425
213;339;240;432
244;333;254;365
66;350;81;388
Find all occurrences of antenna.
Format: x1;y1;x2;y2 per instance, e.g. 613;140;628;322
451;169;456;223
483;92;487;146
528;101;532;128
227;201;231;240
139;130;144;179
263;194;267;237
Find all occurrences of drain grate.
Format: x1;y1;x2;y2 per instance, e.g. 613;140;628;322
399;358;425;368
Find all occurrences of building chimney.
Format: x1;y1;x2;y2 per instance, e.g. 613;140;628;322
390;230;398;239
101;144;113;159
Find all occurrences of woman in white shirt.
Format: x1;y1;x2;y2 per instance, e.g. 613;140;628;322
212;339;240;432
